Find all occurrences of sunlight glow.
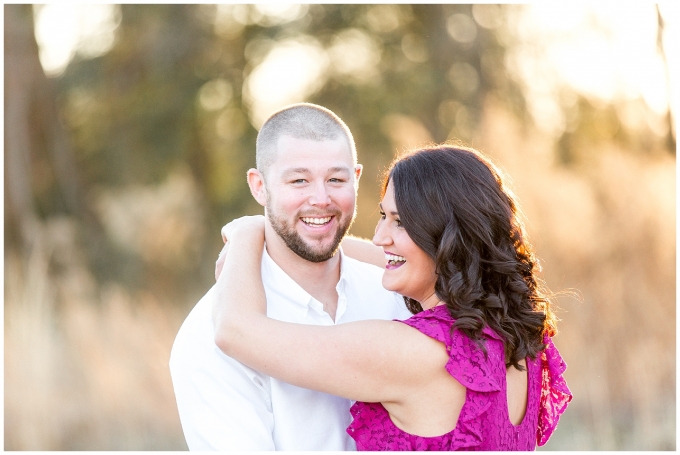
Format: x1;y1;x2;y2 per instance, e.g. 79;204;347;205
198;79;233;112
33;4;120;77
253;4;309;26
447;13;478;44
508;3;678;136
365;5;405;34
32;4;677;140
33;5;78;76
328;28;383;84
243;37;329;129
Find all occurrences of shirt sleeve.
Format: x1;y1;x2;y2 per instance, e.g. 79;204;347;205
169;289;275;450
391;291;414;320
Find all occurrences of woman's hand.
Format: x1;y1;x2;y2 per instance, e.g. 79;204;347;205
215;215;265;281
221;215;265;244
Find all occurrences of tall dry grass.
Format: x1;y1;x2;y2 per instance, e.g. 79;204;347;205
475;102;675;450
4;218;188;450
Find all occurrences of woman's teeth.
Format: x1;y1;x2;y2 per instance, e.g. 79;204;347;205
301;216;332;226
385;253;406;265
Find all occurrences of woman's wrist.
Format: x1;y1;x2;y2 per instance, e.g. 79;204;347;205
231;227;264;247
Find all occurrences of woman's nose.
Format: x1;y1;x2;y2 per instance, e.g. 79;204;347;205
372;220;392;246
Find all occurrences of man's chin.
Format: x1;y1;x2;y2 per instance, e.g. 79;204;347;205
297;242;340;263
287;235;342;263
268;212;351;263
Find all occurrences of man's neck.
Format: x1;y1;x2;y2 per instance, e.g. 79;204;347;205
264;224;341;320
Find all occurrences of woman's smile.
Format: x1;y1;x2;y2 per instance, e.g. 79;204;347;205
384;251;406;269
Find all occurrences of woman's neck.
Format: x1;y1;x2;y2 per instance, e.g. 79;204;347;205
419;292;443;310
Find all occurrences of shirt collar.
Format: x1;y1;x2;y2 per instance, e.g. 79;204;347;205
334;247;349;321
261;245;349;322
261;246;313;312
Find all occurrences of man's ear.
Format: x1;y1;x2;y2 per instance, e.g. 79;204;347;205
354;164;363;185
247;168;267;207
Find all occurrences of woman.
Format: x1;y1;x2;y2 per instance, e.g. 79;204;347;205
213;144;571;450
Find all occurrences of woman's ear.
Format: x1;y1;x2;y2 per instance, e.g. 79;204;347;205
247;169;267;207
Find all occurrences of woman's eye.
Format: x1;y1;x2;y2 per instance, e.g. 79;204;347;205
379;210;386;219
395;219;402;227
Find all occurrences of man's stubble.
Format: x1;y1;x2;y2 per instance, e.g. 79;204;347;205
266;194;355;263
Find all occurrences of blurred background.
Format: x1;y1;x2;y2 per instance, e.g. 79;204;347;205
4;3;676;450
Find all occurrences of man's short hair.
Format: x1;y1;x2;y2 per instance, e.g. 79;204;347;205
256;103;357;176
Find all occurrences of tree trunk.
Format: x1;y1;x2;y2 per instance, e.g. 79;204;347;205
4;4;84;250
4;4;41;246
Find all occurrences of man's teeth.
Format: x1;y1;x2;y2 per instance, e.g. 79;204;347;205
385;253;406;264
301;216;332;225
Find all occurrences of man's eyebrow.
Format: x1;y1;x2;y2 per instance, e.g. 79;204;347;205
378;203;399;216
282;166;351;178
281;168;310;178
328;166;351;174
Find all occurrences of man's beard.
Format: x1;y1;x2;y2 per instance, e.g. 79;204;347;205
266;201;355;263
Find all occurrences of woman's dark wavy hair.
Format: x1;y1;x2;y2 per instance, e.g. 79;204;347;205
383;144;557;370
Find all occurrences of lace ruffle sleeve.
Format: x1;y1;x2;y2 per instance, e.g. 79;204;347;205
536;334;572;446
399;307;503;392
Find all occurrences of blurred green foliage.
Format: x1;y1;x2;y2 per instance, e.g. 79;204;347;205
7;4;539;301
7;4;674;300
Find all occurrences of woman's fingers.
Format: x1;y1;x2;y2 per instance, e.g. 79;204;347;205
221;215;265;243
216;215;265;281
215;241;229;281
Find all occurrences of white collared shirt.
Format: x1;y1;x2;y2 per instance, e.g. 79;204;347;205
169;248;411;451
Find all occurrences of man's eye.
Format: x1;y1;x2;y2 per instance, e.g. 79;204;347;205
291;179;306;184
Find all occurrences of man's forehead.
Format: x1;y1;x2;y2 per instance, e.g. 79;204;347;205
271;135;353;163
275;134;348;149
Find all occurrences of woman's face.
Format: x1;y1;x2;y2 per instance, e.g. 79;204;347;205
372;179;439;309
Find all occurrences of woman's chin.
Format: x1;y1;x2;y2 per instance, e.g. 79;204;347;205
381;276;400;294
381;277;415;300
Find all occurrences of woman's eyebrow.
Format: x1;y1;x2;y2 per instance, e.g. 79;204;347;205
378;203;399;216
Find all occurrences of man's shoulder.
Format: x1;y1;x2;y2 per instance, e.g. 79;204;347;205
170;287;215;367
341;255;386;285
339;257;410;320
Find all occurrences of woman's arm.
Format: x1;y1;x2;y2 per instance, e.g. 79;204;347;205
216;228;384;281
212;217;448;404
340;235;385;268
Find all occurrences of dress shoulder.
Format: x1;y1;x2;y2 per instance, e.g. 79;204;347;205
398;305;504;393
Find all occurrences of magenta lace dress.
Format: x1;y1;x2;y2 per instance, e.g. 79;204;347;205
347;305;572;451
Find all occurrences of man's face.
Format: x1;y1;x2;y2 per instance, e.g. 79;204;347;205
263;135;360;263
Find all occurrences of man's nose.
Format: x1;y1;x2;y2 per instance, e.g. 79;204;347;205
308;182;331;206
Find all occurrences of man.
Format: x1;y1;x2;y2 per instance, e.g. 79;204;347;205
169;103;410;450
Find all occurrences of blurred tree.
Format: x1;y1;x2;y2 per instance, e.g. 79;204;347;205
655;4;676;154
5;4;83;247
6;4;674;302
18;4;531;301
53;5;260;298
